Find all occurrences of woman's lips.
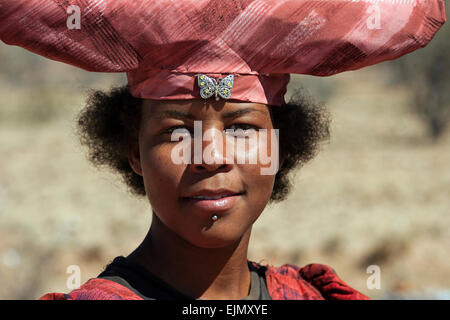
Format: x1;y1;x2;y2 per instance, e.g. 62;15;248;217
182;193;243;211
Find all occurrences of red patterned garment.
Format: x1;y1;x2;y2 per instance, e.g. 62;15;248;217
40;261;369;300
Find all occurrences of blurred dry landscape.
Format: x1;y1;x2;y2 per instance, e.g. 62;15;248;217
1;22;449;299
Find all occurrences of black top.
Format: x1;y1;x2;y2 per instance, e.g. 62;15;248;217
97;256;271;300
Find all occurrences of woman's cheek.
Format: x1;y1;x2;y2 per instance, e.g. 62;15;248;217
240;163;275;204
142;146;183;195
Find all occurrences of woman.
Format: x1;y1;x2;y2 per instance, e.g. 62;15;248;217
41;85;345;300
0;0;445;300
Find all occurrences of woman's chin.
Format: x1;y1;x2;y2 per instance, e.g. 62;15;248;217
182;227;249;249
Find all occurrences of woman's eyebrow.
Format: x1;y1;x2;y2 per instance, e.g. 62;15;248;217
154;108;268;120
155;110;196;120
222;108;268;119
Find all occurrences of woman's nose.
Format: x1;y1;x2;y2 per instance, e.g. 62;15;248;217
190;128;232;173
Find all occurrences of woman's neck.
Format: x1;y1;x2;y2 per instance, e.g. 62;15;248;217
126;212;252;300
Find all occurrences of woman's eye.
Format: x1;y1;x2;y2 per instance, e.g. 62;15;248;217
162;124;259;137
162;126;192;135
227;124;258;137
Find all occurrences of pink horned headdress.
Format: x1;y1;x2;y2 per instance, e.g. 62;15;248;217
0;0;446;106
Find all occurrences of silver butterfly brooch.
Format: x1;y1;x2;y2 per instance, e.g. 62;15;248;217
198;74;234;101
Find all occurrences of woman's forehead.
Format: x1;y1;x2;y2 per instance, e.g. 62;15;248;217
141;99;270;120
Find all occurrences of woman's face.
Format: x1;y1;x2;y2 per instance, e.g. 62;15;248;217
129;99;280;248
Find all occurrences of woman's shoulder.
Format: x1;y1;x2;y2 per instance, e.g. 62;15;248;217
249;260;370;300
39;259;370;300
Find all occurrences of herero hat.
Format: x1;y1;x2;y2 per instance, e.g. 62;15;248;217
0;0;446;106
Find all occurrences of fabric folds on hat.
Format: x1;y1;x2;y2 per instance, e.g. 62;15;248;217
0;0;446;105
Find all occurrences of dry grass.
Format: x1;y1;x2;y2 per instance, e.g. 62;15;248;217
0;54;449;299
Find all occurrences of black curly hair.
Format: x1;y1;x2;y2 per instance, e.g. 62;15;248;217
75;84;330;204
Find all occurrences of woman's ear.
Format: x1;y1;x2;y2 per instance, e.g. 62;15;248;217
128;141;143;176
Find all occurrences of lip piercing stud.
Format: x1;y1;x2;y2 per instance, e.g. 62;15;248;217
211;215;218;221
